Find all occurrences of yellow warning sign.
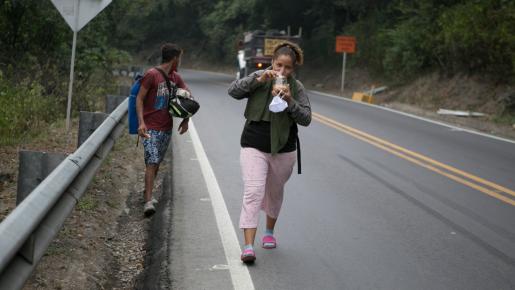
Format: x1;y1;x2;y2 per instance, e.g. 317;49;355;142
264;38;284;56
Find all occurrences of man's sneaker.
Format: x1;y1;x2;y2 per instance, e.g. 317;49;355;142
241;248;256;263
144;201;156;217
262;235;277;249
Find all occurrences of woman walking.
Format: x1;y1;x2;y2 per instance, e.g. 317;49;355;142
228;41;311;263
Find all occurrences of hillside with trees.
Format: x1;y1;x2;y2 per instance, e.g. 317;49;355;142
1;0;514;144
113;0;514;81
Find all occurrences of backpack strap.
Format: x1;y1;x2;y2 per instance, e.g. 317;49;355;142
296;135;301;174
154;67;177;98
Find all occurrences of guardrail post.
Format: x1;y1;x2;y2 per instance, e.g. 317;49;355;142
78;111;108;147
0;98;129;288
16;150;66;263
105;95;127;114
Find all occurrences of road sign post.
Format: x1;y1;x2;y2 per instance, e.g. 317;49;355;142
341;52;347;93
65;0;80;133
335;35;356;95
50;0;112;133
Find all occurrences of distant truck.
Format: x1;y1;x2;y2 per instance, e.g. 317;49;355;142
236;29;301;79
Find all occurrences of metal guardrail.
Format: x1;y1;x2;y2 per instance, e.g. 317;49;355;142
0;98;128;289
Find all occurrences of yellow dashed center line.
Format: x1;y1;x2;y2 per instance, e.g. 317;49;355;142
312;112;515;207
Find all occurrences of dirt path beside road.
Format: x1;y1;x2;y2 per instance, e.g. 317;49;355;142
0;118;163;289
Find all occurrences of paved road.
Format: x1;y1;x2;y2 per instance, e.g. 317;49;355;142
164;69;515;290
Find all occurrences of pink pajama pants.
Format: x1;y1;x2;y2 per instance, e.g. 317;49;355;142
239;147;297;229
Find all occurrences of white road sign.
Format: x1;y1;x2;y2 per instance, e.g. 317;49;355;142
50;0;113;133
51;0;112;32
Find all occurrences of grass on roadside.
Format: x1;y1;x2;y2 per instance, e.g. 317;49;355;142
492;113;515;126
77;196;98;212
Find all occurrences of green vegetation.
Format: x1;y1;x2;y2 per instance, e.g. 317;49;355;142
77;195;98;211
112;0;514;82
1;0;514;145
0;1;128;145
0;72;54;144
493;113;515;125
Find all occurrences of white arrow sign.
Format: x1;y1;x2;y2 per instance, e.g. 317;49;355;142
50;0;112;134
51;0;112;32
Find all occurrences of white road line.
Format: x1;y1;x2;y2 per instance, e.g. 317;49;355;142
310;90;515;145
188;121;255;290
182;69;515;145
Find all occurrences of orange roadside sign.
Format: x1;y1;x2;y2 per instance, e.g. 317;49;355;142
335;35;356;53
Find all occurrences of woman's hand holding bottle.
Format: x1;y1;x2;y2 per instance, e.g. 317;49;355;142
256;70;277;83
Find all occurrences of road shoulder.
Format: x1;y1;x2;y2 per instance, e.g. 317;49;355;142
165;127;233;289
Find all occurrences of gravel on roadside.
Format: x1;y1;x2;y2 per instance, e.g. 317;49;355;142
0;117;164;290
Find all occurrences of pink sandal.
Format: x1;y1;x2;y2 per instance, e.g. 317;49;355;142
241;248;256;263
262;235;277;249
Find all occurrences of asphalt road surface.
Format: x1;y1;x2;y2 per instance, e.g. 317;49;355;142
163;69;515;290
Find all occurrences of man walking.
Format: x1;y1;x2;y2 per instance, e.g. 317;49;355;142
136;43;190;216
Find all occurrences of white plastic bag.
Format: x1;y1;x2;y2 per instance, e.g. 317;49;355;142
269;93;288;113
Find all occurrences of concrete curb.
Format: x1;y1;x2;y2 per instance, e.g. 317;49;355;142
137;150;174;290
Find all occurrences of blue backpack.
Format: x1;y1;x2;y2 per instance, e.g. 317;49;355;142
128;73;143;135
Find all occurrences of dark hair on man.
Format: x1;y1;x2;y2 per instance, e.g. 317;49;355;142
161;43;182;63
273;41;304;66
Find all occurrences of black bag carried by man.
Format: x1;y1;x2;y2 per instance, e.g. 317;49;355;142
168;86;200;118
155;67;200;118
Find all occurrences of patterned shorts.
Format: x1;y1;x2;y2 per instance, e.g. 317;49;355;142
143;129;172;165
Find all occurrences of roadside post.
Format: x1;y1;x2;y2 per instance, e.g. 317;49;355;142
78;112;108;147
16;151;66;264
50;0;113;134
335;35;356;95
105;95;127;114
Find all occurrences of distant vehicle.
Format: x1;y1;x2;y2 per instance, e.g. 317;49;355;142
236;29;302;79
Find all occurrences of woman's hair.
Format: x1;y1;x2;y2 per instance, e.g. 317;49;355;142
161;43;182;63
272;41;304;66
